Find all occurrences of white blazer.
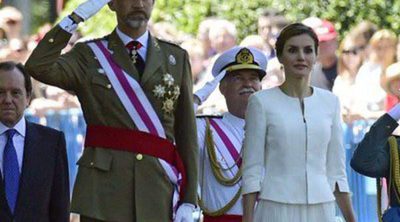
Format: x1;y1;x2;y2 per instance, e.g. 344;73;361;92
242;87;350;204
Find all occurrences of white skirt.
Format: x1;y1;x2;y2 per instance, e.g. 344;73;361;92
253;200;336;222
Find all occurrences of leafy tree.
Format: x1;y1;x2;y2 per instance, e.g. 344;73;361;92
55;0;400;41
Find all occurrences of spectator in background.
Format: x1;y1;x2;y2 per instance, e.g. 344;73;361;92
151;21;189;44
208;19;237;56
257;8;288;59
0;38;30;63
382;62;400;111
197;19;238;114
197;17;218;60
240;34;269;53
180;38;207;91
303;17;339;91
0;6;23;41
382;36;400;110
332;33;365;123
351;21;378;60
355;29;397;119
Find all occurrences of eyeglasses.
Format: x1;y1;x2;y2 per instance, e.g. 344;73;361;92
342;46;366;55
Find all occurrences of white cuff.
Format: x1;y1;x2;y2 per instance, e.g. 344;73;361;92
59;16;78;34
388;103;400;121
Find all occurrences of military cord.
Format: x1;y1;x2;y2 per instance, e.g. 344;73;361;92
205;118;242;186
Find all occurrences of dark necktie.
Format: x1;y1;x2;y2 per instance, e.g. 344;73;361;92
3;129;19;214
126;41;145;76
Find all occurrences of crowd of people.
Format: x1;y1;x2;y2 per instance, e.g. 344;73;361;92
2;0;400;222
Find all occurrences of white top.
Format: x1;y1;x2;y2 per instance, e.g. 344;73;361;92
354;61;386;113
116;28;149;62
242;87;350;204
0;117;26;173
197;112;244;215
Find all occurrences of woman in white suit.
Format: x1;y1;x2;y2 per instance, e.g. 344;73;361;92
241;23;356;222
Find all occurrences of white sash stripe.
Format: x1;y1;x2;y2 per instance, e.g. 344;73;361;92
87;41;179;186
210;119;242;175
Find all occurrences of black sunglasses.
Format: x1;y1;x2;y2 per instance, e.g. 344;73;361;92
342;45;366;55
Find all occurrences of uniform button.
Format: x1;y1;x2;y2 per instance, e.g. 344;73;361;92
90;162;94;166
387;125;391;129
136;154;143;160
106;84;112;89
98;68;105;74
49;38;54;43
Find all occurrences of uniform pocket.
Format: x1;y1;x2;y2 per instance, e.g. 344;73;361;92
77;148;113;171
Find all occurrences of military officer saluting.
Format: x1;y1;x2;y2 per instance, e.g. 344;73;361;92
25;0;198;221
194;46;267;222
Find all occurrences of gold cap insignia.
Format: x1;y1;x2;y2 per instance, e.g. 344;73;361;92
235;48;254;64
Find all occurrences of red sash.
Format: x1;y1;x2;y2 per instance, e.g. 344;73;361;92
203;214;242;222
84;125;187;200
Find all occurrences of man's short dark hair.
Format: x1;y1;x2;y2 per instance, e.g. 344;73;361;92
0;61;32;95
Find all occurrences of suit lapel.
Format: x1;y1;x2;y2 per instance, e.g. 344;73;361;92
107;30;141;81
141;35;162;85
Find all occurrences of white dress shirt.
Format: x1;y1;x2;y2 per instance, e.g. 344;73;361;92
242;86;350;204
116;28;149;62
0;118;26;174
197;112;244;215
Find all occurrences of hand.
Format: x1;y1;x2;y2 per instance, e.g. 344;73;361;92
194;71;226;105
73;0;111;21
174;203;195;222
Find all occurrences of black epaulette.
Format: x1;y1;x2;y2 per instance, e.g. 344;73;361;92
196;114;223;119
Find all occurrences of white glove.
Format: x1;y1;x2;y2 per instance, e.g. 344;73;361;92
174;203;195;222
73;0;111;21
388;103;400;121
194;71;226;105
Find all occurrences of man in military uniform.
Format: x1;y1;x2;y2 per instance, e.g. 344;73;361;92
194;46;267;222
351;103;400;221
25;0;198;221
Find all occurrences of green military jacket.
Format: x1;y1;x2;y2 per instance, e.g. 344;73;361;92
25;26;198;222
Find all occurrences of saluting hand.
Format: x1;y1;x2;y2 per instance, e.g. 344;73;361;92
73;0;112;22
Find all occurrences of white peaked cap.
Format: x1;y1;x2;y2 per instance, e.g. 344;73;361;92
211;46;268;79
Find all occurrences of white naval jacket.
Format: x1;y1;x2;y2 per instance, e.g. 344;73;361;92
197;112;244;215
242;86;350;204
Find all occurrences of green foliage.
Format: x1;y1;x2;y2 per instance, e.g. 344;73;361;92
58;0;400;41
31;0;50;34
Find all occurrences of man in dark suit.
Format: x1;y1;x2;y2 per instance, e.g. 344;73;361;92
25;0;198;221
0;61;69;222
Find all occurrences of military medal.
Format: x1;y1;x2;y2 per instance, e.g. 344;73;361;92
152;73;180;114
131;49;138;64
169;55;176;65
